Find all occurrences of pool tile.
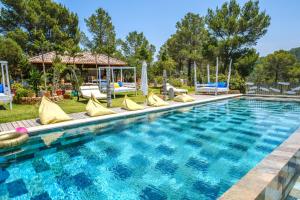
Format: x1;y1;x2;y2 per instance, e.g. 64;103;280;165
0;169;10;183
156;145;175;156
263;138;282;146
31;192;52;200
228;143;249;152
193;180;220;200
7;179;28;198
194;133;212;141
146;130;161;137
130;154;150;168
73;172;93;190
185;157;208;172
111;163;132;180
185;139;202;148
155;159;178;175
32;158;50;173
55;172;73;191
140;185;167;200
65;147;81;158
85;155;104;166
256;145;274;153
132;141;150;151
104;146;120;157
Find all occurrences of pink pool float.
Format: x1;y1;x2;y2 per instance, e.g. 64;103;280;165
15;127;28;134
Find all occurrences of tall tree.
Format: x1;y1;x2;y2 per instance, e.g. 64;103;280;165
0;0;80;87
154;45;176;76
264;50;296;83
119;31;155;76
290;47;300;62
0;36;26;77
206;0;270;73
85;8;117;107
160;13;209;85
0;0;80;55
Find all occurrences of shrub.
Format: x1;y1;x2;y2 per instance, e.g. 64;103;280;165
230;75;246;92
154;76;163;85
14;87;35;103
11;83;23;91
169;78;183;87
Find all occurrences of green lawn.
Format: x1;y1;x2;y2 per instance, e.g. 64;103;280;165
0;87;186;123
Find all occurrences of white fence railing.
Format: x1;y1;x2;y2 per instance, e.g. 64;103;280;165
246;82;300;96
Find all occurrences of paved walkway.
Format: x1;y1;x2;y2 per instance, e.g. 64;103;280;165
0;94;235;133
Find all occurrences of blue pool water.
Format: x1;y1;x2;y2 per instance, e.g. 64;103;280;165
1;98;300;200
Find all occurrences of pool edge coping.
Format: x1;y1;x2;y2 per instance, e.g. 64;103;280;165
0;94;242;136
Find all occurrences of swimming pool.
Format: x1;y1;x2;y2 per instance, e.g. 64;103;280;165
1;97;300;200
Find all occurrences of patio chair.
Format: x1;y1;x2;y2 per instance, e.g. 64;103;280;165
79;85;107;100
166;83;188;94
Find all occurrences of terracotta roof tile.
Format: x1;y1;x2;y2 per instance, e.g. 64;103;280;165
29;51;126;66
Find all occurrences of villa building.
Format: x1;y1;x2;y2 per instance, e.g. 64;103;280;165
29;51;127;83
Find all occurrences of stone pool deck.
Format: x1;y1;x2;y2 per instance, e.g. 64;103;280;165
0;94;242;134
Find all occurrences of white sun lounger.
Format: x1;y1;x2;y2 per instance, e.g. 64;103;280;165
270;87;280;93
285;91;296;95
259;87;269;92
166;83;188;94
0;93;11;103
113;87;136;93
196;86;229;93
79;86;107;99
291;86;300;91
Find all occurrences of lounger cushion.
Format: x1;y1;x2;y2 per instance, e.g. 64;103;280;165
80;86;107;99
86;95;115;117
147;92;169;107
39;96;71;125
118;81;123;87
122;95;144;111
174;94;195;102
114;83;120;88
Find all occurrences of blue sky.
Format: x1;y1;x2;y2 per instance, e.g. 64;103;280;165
55;0;300;57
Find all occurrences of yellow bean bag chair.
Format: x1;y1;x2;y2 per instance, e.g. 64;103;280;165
174;94;195;102
122;95;144;111
86;95;116;117
147;92;169;107
39;96;72;125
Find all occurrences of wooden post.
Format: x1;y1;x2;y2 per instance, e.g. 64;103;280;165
215;57;219;96
5;62;12;110
98;67;102;90
121;68;123;82
111;68;116;98
162;70;167;100
106;56;112;108
227;59;232;94
134;67;137;96
1;63;4;87
193;61;197;93
169;88;174;100
207;64;210;83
